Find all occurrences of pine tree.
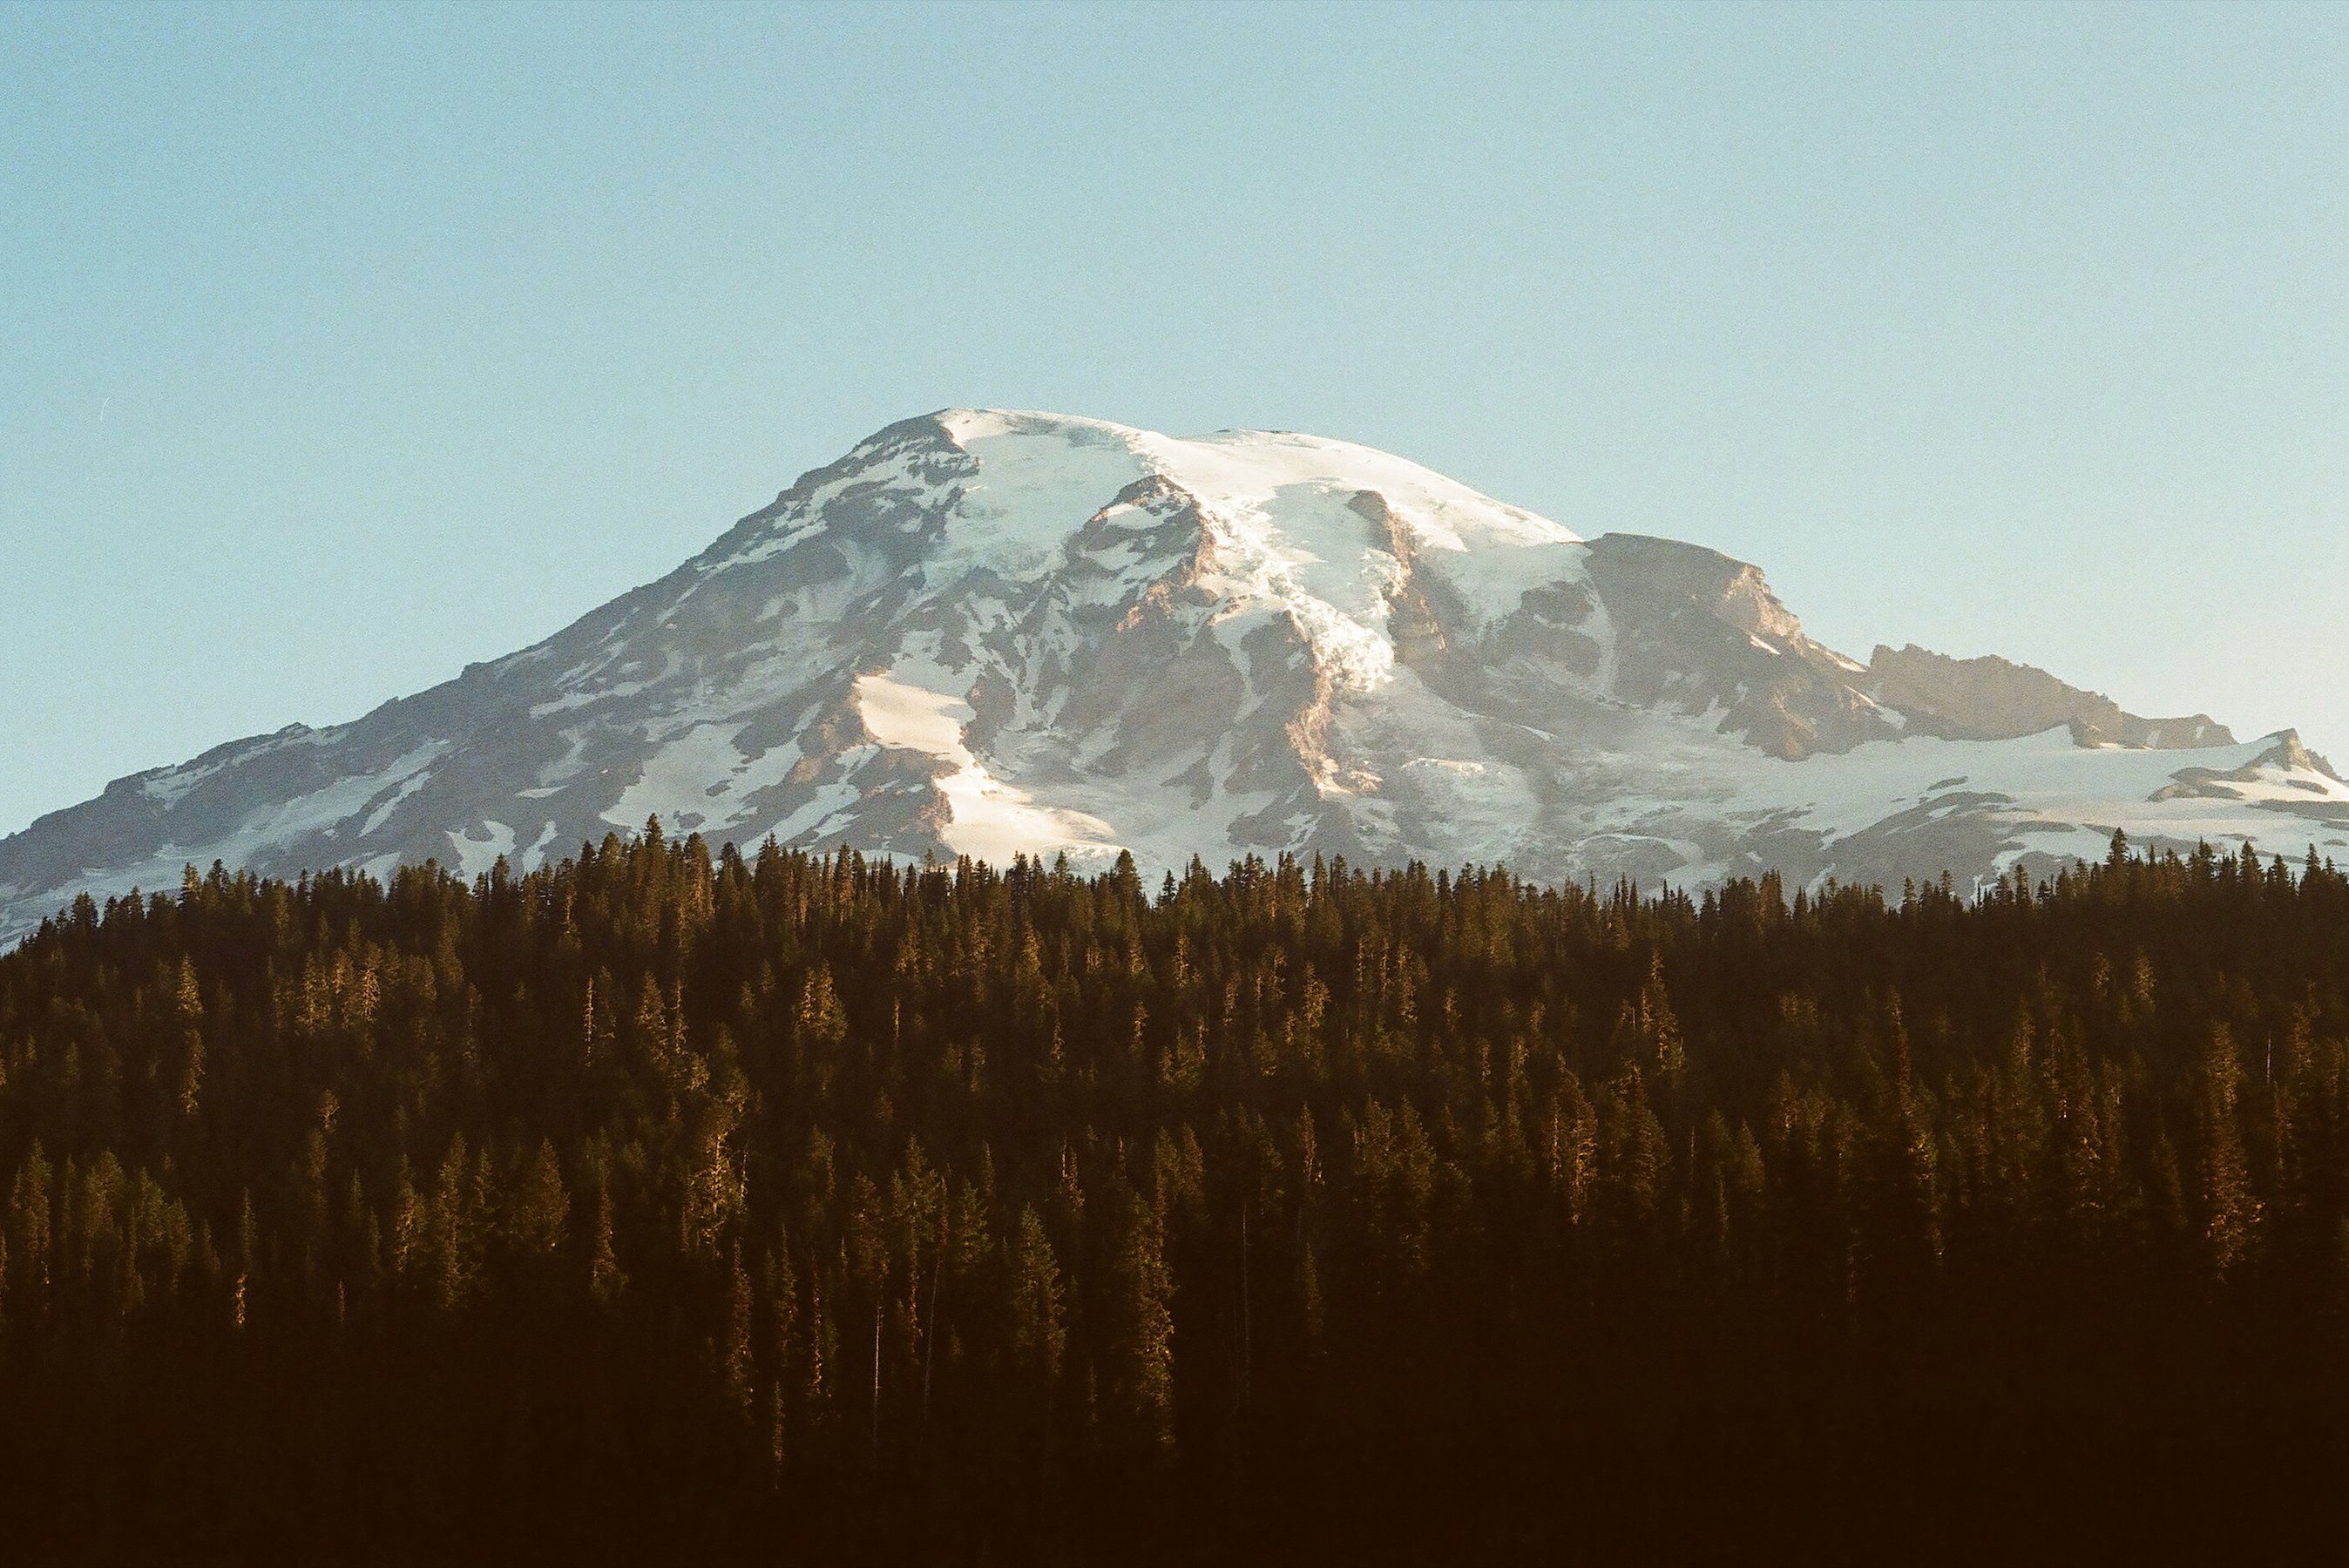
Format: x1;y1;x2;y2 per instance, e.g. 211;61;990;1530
8;1145;51;1312
588;1171;626;1304
765;1237;800;1477
1103;1185;1175;1459
724;1243;755;1416
1010;1204;1066;1386
510;1139;570;1256
2193;1024;2259;1284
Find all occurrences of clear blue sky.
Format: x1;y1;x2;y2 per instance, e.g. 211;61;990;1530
3;0;2345;836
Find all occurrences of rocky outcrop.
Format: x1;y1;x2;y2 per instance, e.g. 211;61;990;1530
1581;535;1897;760
1866;643;2233;749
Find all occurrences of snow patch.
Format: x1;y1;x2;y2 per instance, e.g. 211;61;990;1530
448;821;517;878
856;665;1124;867
604;723;805;836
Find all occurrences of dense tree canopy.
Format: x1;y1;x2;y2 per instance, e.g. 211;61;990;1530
3;825;2348;1559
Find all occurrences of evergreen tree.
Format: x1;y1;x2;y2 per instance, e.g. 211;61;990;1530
0;832;2345;1557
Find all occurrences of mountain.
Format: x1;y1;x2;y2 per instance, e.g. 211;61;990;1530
5;409;2345;941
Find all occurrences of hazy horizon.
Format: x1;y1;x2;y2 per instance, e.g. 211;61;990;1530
4;0;2346;837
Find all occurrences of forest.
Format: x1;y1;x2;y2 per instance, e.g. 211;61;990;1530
3;823;2348;1561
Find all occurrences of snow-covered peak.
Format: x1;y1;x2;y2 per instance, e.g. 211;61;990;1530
936;405;1579;555
917;408;1590;694
7;406;2342;947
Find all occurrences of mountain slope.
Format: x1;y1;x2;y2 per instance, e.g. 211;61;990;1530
5;408;2345;939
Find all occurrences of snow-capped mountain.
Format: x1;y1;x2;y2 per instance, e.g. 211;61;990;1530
6;409;2345;940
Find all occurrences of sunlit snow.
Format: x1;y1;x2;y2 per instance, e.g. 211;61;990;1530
855;666;1123;868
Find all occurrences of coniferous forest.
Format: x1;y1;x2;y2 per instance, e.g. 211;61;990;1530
7;824;2349;1561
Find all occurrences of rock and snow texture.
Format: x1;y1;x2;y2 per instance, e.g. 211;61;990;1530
5;408;2346;941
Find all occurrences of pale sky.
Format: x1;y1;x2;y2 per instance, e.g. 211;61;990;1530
3;1;2345;836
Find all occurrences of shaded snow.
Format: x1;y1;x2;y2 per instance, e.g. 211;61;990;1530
449;820;518;877
1726;727;2349;856
604;722;804;836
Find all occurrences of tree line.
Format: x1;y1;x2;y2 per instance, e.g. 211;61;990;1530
3;823;2348;1559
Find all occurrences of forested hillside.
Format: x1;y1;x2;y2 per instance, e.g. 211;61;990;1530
4;826;2349;1559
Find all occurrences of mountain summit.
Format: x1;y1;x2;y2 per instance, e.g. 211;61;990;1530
5;409;2343;938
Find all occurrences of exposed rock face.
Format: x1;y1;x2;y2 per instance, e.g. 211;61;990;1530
1580;535;1899;760
5;409;2346;942
1867;643;2235;750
